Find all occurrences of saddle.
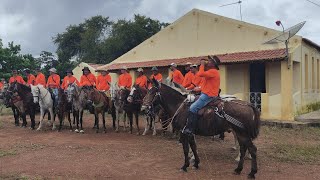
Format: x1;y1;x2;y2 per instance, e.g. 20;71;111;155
196;97;224;116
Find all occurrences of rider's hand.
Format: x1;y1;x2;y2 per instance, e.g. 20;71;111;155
193;87;200;91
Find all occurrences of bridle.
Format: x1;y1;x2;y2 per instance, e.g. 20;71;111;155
33;86;49;102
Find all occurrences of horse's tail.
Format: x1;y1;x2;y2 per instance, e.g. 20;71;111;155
249;104;261;139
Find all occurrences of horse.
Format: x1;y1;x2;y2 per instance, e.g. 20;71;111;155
7;82;36;129
57;88;74;131
3;83;20;125
30;84;56;131
142;79;260;179
110;83;127;132
66;83;92;133
87;88;109;133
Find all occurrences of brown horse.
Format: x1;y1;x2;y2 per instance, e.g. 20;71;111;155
88;88;109;133
142;79;260;179
57;88;74;131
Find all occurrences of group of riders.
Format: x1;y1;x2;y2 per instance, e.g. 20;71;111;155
0;55;221;136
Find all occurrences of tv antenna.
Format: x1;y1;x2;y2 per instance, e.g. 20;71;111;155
220;0;243;21
263;21;306;69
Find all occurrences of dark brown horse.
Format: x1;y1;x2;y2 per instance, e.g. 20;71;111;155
57;88;74;131
88;88;109;133
142;80;260;179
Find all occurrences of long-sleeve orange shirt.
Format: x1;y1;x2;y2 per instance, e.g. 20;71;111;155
96;74;111;91
198;65;220;97
118;73;132;89
61;76;79;90
182;71;195;88
27;74;36;86
185;72;204;91
135;75;148;88
47;74;60;88
35;73;46;87
9;76;25;84
0;82;3;90
80;73;96;87
150;73;163;82
171;69;184;85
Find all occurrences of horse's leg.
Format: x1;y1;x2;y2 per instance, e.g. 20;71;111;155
247;140;258;179
37;108;44;131
80;110;84;133
67;112;72;131
30;106;36;130
58;112;63;132
234;136;248;175
135;112;140;135
189;135;200;169
13;107;19;126
152;115;157;136
21;112;27;128
123;112;127;131
142;115;148;136
115;110;119;132
180;133;190;172
75;110;79;133
232;130;238;151
49;108;56;130
111;103;116;130
127;112;133;134
102;110;107;133
95;112;99;133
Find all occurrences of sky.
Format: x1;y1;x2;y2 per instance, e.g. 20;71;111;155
0;0;319;56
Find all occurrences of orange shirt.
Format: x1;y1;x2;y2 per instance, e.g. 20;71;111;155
185;72;204;91
150;73;163;82
80;73;96;87
9;76;25;84
61;76;79;89
96;74;111;91
135;75;148;88
171;69;184;85
47;74;60;88
35;73;46;87
118;73;132;89
198;65;220;97
182;71;195;88
0;82;3;90
27;74;36;86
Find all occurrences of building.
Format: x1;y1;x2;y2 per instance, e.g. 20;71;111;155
98;9;320;121
72;62;118;81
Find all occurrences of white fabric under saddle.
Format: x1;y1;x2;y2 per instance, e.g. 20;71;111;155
186;94;238;103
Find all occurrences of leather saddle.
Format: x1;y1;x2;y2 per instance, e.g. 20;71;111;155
196;96;224;116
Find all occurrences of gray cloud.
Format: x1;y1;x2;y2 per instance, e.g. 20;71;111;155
0;0;319;56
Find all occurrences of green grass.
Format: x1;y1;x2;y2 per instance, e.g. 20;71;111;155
295;101;320;116
0;149;17;157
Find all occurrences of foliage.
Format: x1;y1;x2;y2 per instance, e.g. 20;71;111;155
295;101;320;116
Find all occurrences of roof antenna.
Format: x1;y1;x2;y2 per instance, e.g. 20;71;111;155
220;0;243;21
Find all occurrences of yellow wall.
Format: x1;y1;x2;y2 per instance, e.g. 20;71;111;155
73;62;100;80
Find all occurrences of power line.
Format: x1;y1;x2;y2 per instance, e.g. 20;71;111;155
306;0;320;7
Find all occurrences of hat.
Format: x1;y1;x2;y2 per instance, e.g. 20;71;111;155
170;63;177;68
190;64;198;68
121;66;128;70
36;68;41;71
65;69;73;74
49;68;57;73
24;68;31;74
151;66;158;71
137;68;143;72
208;55;220;70
186;62;192;66
82;67;90;72
12;69;18;72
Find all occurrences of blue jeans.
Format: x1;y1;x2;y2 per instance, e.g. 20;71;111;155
51;88;59;104
190;93;214;113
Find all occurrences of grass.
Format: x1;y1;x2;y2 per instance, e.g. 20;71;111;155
0;149;17;157
295;101;320;116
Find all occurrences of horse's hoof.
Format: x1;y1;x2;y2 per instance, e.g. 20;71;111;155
180;167;187;172
152;132;156;136
104;130;107;134
192;165;199;170
80;130;84;134
142;131;147;136
248;173;255;179
75;129;79;133
30;127;35;130
234;168;242;175
136;132;140;136
235;157;240;162
52;127;56;131
231;146;237;151
36;128;41;131
69;129;73;132
115;129;119;133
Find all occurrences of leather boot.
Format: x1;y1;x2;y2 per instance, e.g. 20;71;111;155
182;111;198;136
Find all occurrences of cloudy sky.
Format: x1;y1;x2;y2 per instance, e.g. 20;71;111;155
0;0;319;56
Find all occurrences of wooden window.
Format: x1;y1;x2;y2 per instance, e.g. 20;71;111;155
305;54;308;90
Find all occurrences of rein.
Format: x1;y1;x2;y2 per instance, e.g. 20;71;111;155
33;87;49;102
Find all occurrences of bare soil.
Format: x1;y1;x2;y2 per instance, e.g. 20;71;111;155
1;113;320;180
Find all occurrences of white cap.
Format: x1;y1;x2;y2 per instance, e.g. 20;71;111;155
49;68;57;73
170;63;177;67
137;68;143;72
190;64;198;68
186;62;192;65
121;66;128;70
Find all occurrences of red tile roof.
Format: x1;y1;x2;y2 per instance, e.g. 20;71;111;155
103;48;286;70
87;63;105;69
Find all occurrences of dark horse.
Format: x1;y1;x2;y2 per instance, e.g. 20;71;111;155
57;88;74;131
87;88;109;133
8;82;36;129
3;83;20;126
142;80;261;179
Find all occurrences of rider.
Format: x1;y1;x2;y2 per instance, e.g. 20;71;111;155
185;64;204;93
148;66;162;89
9;69;26;84
0;78;5;90
118;66;132;90
96;69;111;92
169;63;184;85
24;68;36;86
182;56;221;136
61;69;79;90
182;62;194;88
35;68;46;87
80;67;96;87
47;68;60;107
135;68;147;89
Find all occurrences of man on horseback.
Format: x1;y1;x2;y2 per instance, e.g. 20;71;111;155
24;69;36;86
135;68;147;89
9;69;26;84
185;64;204;93
182;62;195;88
61;69;79;90
47;68;60;109
35;68;46;87
118;66;132;90
80;67;96;87
169;63;184;85
0;78;5;90
182;56;220;136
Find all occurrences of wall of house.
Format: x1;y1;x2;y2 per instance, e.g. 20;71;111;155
72;62;100;80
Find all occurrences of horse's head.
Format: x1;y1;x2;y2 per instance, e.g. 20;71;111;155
30;85;41;103
118;87;130;103
141;78;162;112
127;84;146;103
66;83;77;103
110;83;119;101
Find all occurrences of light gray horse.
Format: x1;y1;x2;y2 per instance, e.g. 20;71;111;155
30;84;56;131
110;83;127;132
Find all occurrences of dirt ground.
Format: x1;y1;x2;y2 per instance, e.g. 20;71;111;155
1;112;320;180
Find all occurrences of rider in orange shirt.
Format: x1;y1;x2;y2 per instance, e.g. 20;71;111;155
35;68;46;87
183;56;221;136
135;68;148;89
9;69;26;84
80;67;96;87
182;62;195;88
61;69;79;90
0;78;5;90
24;69;36;86
96;69;111;91
169;63;184;85
47;68;60;107
148;67;162;89
118;66;132;89
185;64;204;93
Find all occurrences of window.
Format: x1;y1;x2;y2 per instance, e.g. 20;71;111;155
305;54;308;90
312;57;315;91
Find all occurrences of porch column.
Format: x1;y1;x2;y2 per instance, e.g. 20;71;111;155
219;65;227;94
280;59;294;120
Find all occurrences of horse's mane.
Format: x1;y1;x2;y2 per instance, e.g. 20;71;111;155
160;83;188;97
17;83;31;91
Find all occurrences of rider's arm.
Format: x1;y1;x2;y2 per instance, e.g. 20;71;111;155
197;65;217;78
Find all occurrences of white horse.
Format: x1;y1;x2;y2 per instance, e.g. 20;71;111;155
30;84;56;131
